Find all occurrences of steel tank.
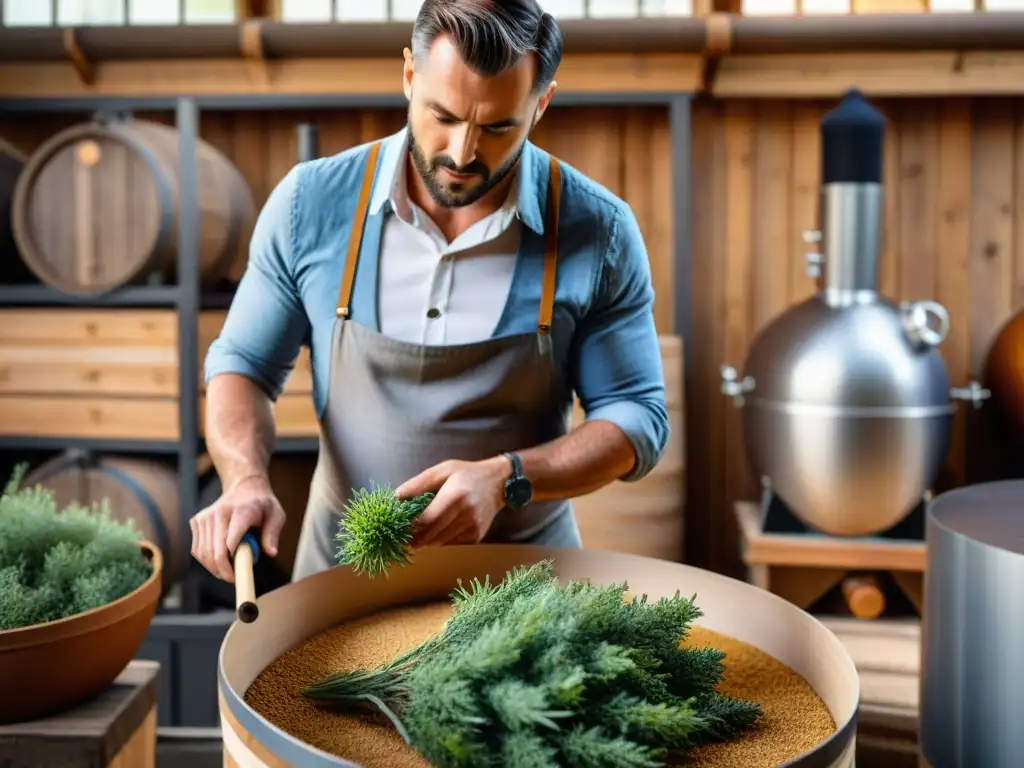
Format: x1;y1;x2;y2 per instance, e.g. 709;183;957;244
721;89;988;537
920;481;1024;768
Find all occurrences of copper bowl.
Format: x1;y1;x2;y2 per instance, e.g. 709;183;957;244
0;540;163;723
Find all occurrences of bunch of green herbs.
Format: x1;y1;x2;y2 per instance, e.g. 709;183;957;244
0;464;153;632
302;559;763;767
334;485;434;577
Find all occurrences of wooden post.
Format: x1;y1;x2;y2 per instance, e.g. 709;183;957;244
0;660;159;768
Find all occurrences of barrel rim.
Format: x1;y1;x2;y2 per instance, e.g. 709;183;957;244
925;479;1024;555
10;120;176;296
217;544;860;768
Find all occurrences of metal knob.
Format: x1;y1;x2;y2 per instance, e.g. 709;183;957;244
802;230;822;244
900;300;950;349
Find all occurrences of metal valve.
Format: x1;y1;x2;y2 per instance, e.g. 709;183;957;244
721;365;755;406
804;251;825;279
950;380;991;409
802;230;824;279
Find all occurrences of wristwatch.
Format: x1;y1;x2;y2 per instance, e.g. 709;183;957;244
502;451;532;509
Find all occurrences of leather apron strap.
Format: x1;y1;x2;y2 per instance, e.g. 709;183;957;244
334;142;562;335
539;157;561;335
335;141;382;319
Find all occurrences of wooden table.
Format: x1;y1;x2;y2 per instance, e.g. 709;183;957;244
0;659;159;768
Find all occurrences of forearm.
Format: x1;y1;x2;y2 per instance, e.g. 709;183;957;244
205;373;277;493
515;420;637;501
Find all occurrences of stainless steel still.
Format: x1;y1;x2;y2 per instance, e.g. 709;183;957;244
720;89;988;537
920;481;1024;768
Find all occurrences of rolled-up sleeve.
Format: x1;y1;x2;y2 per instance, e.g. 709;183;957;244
203;165;310;401
571;203;670;482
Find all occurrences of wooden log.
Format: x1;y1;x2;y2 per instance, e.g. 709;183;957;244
25;452;188;592
0;660;158;768
10;118;255;295
841;573;886;620
571;334;686;563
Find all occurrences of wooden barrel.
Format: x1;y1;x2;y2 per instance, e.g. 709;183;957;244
571;334;685;562
25;451;186;593
10;118;255;295
196;455;316;608
218;545;859;768
0;138;36;284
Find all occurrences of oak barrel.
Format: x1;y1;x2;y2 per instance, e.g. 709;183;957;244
11;118;255;294
25;451;186;592
571;334;685;562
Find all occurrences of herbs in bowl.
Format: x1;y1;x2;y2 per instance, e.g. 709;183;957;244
0;464;154;632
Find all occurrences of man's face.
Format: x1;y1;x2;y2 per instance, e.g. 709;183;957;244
402;35;554;208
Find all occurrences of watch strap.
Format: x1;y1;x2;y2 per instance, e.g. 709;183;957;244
503;451;523;478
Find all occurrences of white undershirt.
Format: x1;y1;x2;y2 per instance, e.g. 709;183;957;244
374;139;522;346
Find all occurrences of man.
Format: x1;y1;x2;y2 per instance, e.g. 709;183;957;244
191;0;669;584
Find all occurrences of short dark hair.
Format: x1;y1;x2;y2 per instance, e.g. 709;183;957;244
411;0;563;94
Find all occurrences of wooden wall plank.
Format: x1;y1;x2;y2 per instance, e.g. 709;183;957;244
687;98;726;571
789;101;823;304
897;99;939;301
752;100;793;330
879;100;902;299
720;101;756;574
935;98;973;488
969;100;1015;378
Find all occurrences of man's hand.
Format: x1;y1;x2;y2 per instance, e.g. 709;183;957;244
395;457;510;548
190;475;287;583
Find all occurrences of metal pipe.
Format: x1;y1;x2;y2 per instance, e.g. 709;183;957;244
729;11;1024;53
6;13;1024;62
175;96;200;616
297;123;319;163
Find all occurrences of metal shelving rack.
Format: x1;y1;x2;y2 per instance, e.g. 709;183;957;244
0;89;693;583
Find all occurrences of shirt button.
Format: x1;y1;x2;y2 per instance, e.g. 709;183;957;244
426;307;441;319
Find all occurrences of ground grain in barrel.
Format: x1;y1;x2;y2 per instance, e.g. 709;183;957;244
245;601;836;768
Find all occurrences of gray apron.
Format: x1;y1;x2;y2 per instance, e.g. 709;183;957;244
291;142;581;581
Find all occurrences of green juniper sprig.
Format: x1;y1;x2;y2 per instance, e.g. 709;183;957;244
334;485;435;578
0;463;153;632
301;560;763;768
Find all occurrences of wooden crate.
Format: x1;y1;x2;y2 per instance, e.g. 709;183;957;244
0;308;317;441
0;659;159;768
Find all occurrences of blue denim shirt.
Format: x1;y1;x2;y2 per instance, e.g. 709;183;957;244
204;129;670;482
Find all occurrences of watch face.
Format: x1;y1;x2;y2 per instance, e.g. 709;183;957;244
506;477;532;508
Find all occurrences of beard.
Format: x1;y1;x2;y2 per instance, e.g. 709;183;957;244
407;120;529;209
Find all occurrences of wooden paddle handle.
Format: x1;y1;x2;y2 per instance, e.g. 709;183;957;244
234;530;260;623
841;573;885;620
